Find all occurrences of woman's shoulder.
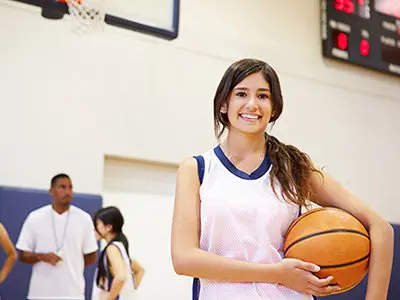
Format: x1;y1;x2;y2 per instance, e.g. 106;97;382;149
179;147;215;168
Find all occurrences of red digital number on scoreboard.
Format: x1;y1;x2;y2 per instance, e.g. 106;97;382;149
335;0;355;14
337;32;349;50
360;39;370;56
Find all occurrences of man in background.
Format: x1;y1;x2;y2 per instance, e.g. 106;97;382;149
16;173;98;300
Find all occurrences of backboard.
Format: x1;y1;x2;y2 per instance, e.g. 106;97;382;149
10;0;179;40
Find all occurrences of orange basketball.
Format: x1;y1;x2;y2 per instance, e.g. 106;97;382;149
284;207;370;295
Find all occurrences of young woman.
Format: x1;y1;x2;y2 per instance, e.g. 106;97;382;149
92;206;144;300
0;223;17;284
171;58;393;299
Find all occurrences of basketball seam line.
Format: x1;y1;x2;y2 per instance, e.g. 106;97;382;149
285;208;366;238
285;209;323;234
319;278;363;295
284;229;370;255
319;254;370;269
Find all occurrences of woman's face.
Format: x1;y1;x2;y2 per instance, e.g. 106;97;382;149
96;219;111;238
224;72;273;135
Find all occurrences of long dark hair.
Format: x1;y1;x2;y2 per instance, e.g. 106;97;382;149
94;206;130;290
213;58;322;206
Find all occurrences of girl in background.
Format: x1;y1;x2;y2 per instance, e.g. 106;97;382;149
92;206;144;300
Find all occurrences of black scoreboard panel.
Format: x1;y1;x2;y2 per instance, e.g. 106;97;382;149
321;0;400;77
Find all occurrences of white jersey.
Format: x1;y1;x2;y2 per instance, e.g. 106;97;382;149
195;146;313;300
95;241;135;300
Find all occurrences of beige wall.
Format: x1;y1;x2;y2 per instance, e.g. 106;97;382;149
0;0;399;222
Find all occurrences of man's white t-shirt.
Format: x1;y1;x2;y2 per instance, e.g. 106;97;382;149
16;205;98;299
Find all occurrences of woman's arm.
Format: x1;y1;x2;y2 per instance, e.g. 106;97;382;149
131;258;145;289
310;170;394;300
0;224;17;283
106;245;127;300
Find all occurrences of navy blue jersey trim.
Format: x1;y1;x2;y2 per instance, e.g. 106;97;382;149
192;155;204;300
107;266;113;291
192;277;200;300
193;155;205;184
214;145;271;180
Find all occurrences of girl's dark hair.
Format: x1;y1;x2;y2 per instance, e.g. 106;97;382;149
213;58;322;206
94;206;130;290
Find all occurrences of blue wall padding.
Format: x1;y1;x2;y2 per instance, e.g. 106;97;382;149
0;186;102;300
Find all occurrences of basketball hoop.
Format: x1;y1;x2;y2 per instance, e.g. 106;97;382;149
64;0;106;34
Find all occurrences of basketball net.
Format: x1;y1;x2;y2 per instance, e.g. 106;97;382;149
64;0;106;34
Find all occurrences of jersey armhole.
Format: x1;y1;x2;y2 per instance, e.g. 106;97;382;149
193;155;205;185
191;155;204;300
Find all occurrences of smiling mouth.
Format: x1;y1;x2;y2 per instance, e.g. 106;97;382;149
239;113;262;121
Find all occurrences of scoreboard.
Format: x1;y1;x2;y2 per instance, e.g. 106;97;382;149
321;0;400;77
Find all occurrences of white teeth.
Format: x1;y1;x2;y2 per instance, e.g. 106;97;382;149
241;114;259;119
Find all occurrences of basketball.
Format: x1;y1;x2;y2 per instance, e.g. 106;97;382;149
284;207;370;294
